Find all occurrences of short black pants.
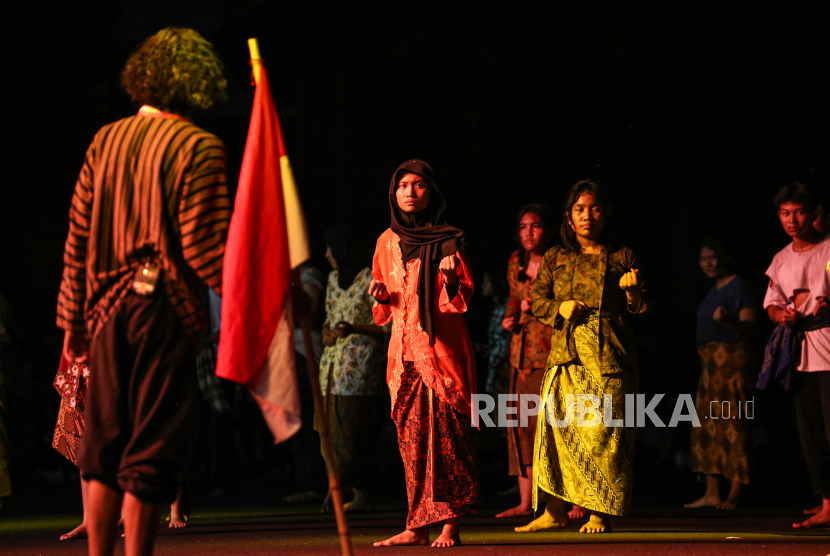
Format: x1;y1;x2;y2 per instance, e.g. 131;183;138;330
77;290;199;504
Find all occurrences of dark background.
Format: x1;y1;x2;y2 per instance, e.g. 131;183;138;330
1;0;828;509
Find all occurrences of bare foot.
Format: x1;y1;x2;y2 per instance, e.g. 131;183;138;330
373;528;429;547
432;523;461;548
803;505;822;515
568;505;588;519
793;509;830;528
168;513;187;529
579;513;611;533
496;504;533;518
684;494;721;508
515;511;569;532
60;522;87;541
716;498;738;510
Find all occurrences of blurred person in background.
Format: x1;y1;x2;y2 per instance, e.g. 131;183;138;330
495;203;559;519
317;224;389;513
684;237;757;510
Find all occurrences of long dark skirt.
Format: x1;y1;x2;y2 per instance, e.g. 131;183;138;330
393;362;481;529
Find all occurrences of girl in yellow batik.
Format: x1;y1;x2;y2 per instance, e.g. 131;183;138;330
516;179;648;535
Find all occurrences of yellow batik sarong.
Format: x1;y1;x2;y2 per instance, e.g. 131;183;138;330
532;313;636;516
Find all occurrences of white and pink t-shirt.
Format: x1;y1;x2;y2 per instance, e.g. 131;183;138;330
764;235;830;372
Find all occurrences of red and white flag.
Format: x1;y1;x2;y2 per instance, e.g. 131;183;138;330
216;61;310;443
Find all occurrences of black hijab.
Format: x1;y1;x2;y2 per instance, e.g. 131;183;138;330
389;159;465;346
324;224;369;291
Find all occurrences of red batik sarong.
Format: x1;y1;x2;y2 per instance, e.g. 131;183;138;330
394;362;481;529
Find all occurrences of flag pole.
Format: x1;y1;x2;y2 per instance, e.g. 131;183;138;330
246;38;353;556
298;304;354;556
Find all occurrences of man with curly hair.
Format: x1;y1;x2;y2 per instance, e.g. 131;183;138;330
57;27;230;556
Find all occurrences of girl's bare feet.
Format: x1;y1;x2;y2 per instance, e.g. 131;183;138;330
803;504;822;515
373;527;429;547
60;522;87;541
496;504;533;518
568;505;588;519
716;479;741;510
497;471;534;518
684;494;721;508
432;521;461;548
685;475;723;508
515;497;569;532
716;498;738;510
579;513;611;533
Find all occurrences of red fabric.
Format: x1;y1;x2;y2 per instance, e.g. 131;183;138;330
216;65;292;388
394;362;481;529
372;229;477;416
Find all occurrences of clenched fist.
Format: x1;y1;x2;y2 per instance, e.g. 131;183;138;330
558;300;587;321
439;255;460;285
779;307;796;328
619;269;642;292
368;279;389;301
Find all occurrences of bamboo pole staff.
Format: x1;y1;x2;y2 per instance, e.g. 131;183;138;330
247;37;353;556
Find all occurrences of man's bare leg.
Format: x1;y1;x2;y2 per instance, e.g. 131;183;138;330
793;498;830;528
515;495;569;532
87;480;123;556
684;475;722;508
496;466;533;518
716;479;741;510
169;489;187;528
122;491;161;556
432;517;461;548
580;511;611;533
61;473;89;540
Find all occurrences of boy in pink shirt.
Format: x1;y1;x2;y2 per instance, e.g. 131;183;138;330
763;181;830;528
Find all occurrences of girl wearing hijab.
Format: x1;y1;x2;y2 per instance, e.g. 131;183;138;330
369;160;481;548
517;179;648;534
317;224;389;514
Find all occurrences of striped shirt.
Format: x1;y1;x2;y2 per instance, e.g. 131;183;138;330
57;110;231;342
